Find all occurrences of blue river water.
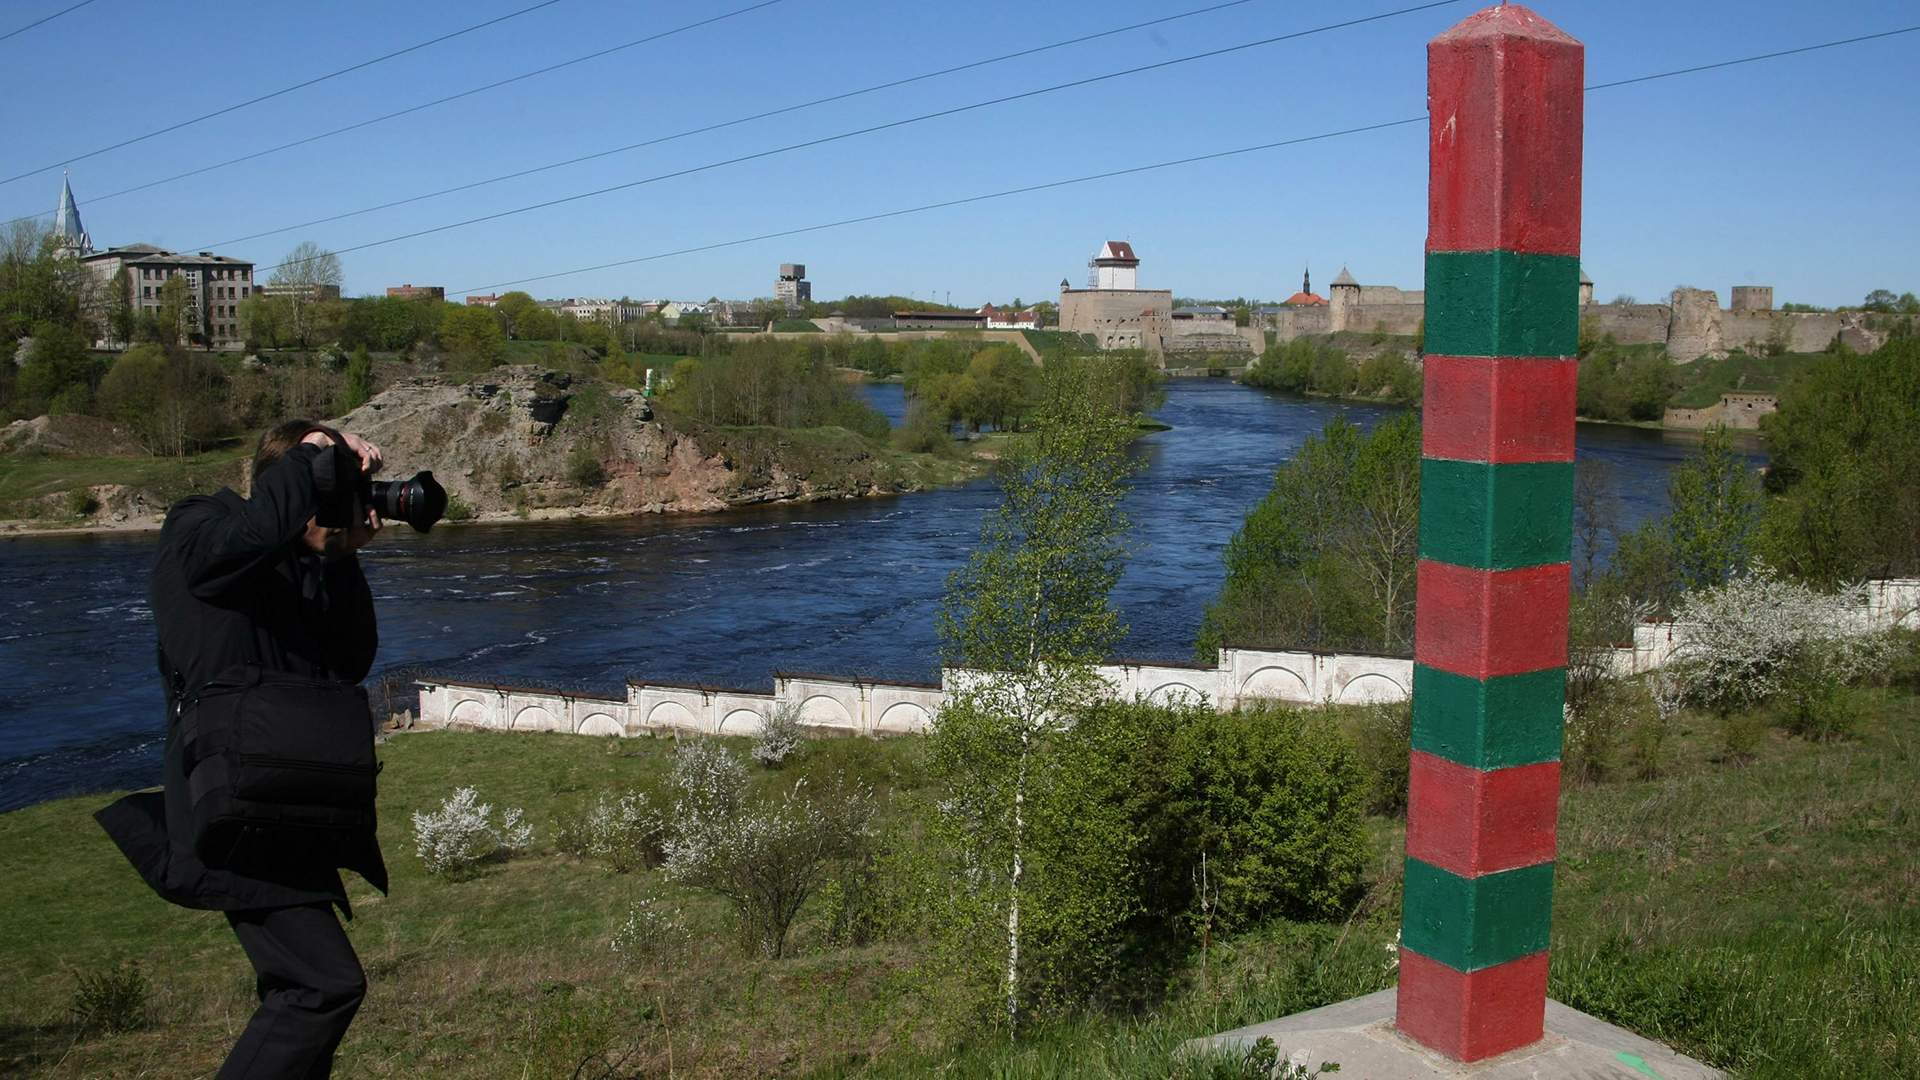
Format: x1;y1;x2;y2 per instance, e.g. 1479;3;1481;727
0;380;1745;811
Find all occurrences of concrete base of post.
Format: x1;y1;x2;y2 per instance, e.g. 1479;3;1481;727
1185;989;1722;1078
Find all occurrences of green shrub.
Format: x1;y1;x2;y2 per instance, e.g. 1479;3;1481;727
1344;701;1410;815
567;444;607;488
69;959;148;1034
64;487;101;518
1780;664;1867;742
443;493;474;522
891;403;952;454
926;697;1368;1017
1161;702;1369;928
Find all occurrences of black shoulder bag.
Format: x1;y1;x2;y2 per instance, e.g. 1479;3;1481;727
170;660;381;871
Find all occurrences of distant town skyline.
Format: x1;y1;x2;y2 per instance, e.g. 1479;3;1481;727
5;0;1915;308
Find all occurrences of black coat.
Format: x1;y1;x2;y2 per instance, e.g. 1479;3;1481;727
96;442;389;915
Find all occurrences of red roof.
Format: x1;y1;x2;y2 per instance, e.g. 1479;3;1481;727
1282;291;1328;307
1097;240;1139;264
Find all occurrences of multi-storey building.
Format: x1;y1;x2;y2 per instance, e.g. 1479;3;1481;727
775;263;811;312
386;284;445;301
84;244;256;348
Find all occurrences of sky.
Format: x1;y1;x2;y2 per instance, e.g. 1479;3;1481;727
2;0;1915;308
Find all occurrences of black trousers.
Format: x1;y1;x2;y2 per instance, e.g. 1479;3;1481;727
219;903;366;1079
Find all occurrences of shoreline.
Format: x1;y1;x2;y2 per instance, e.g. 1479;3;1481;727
0;483;960;541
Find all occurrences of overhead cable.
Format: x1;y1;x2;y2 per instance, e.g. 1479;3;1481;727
0;0;788;228
0;0;100;45
241;0;1467;277
111;0;1278;247
452;25;1920;295
0;0;570;189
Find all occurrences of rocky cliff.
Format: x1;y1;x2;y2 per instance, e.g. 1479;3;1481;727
334;366;955;522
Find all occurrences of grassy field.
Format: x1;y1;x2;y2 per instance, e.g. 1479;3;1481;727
2;678;1914;1077
0;447;248;522
1668;350;1813;409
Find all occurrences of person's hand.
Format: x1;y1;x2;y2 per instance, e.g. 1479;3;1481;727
301;429;383;475
345;501;383;552
342;432;382;476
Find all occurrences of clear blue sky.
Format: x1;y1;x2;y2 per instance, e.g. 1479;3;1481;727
3;0;1914;307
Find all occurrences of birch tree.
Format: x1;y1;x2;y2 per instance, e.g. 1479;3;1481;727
268;241;343;348
929;355;1142;1031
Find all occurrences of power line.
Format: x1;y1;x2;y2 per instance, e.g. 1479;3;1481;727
1583;24;1918;91
0;0;570;190
241;0;1467;277
452;25;1920;296
0;0;789;229
136;0;1280;249
454;118;1431;295
0;0;100;45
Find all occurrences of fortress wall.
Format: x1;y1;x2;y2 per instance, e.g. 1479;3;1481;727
1059;289;1173;352
1265;306;1331;343
1357;286;1424;306
1341;301;1425;337
1583;304;1671;345
1667;289;1724;362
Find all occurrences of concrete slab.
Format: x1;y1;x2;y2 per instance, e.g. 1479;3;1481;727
1187;990;1723;1079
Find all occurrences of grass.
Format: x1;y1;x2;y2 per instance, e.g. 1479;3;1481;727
0;447;247;521
1020;329;1096;355
2;680;1914;1077
772;319;823;333
685;422;989;495
1668;349;1816;409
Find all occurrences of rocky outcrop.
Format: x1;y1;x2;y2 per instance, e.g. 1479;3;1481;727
333;366;934;521
1;415;145;456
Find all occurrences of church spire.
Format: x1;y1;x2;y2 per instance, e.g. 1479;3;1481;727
54;173;91;256
1303;265;1311;297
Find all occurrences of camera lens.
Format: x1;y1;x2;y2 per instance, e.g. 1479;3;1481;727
368;471;449;533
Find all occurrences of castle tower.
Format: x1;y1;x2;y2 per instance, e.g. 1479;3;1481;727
1087;240;1140;290
53;173;92;257
1578;267;1594;306
1329;266;1361;331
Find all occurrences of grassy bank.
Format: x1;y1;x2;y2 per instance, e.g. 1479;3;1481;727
2;674;1914;1077
0;447;247;525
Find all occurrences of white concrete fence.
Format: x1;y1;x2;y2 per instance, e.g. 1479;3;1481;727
414;580;1918;739
416;647;1416;738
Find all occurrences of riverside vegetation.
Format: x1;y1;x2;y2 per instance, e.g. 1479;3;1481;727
1;233;1155;527
2;291;1160;529
1238;296;1915;425
4;351;1917;1077
2;645;1913;1076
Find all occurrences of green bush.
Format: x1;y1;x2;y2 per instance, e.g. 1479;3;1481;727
64;487;101;518
891;403;953;454
443;493;474;522
68;959;148;1034
1343;701;1410;815
1160;702;1369;928
929;697;1368;1016
1780;663;1867;742
567;444;608;488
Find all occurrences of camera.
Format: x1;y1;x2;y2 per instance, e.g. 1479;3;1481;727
367;471;449;533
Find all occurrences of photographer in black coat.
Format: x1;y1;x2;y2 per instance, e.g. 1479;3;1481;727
97;419;391;1079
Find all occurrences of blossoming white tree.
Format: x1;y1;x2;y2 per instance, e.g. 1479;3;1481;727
1653;563;1891;752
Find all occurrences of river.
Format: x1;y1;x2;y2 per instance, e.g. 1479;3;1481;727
0;380;1747;811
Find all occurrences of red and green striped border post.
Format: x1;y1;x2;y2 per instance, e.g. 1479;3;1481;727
1397;4;1583;1063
